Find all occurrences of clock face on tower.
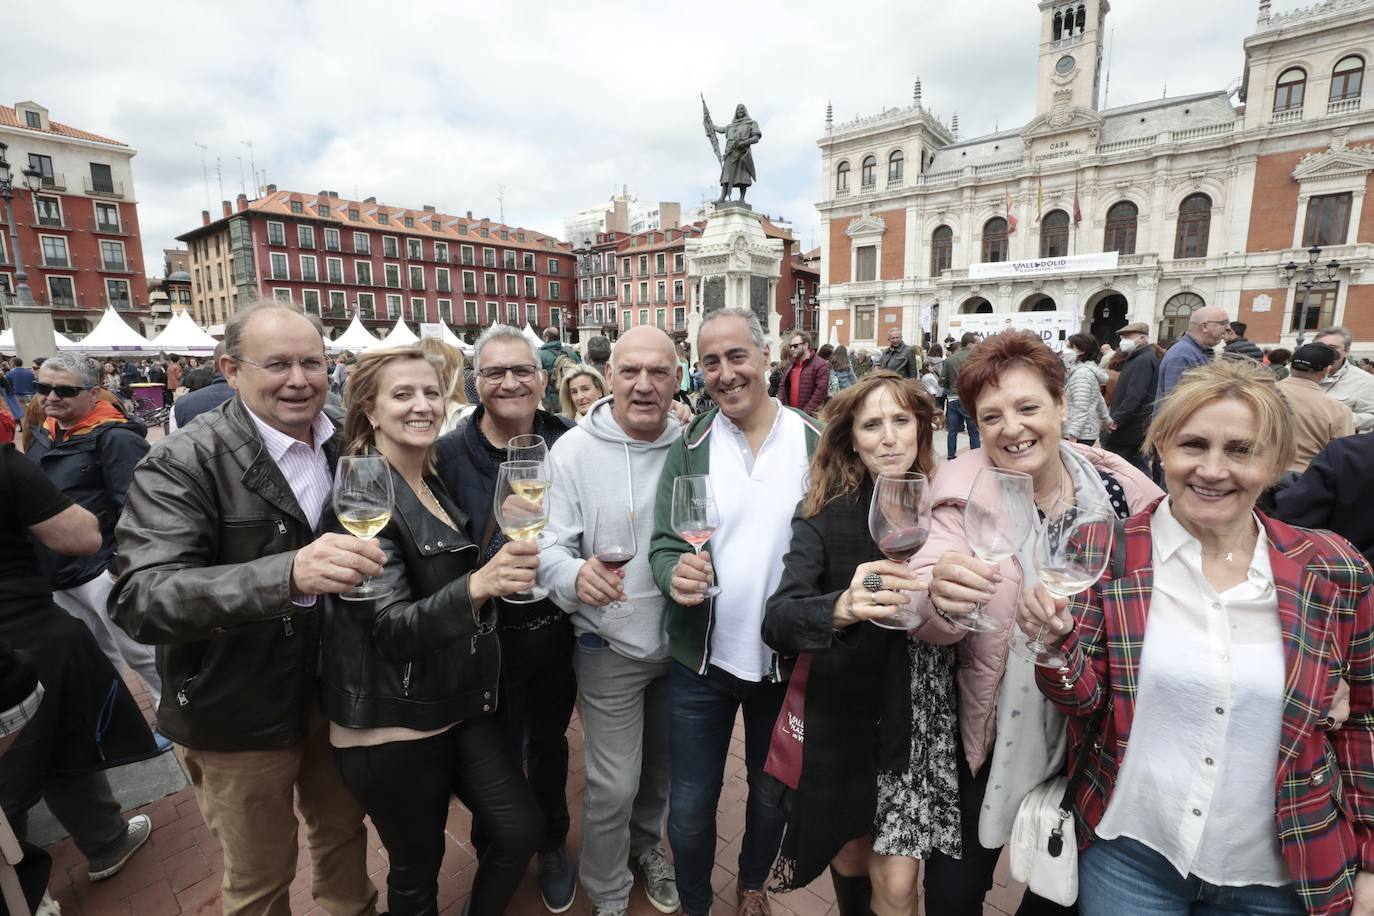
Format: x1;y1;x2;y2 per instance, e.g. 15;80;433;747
1056;54;1076;75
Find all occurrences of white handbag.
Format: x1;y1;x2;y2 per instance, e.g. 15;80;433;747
1009;776;1078;906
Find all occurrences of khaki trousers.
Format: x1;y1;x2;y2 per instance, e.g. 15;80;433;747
176;705;377;916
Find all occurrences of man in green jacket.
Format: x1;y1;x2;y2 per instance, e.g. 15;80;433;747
938;331;982;460
649;307;822;916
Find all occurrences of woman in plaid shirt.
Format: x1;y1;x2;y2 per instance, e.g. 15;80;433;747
1021;360;1374;915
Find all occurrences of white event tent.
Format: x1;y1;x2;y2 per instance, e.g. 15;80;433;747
327;316;380;353
440;322;474;355
0;327;77;354
522;324;542;349
149;310;218;355
64;307;153;354
371;317;419;350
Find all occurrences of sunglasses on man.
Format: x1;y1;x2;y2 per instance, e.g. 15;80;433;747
35;382;93;398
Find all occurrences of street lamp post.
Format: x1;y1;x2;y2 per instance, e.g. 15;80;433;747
1283;244;1340;347
0;141;56;362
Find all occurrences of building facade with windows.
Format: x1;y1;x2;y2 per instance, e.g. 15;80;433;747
0;101;151;338
178;188;576;341
818;0;1374;352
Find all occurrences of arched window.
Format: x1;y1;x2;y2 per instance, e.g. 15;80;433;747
836;161;850;193
982;217;1008;263
961;297;993;314
1053;10;1063;40
861;155;877;190
1274;67;1306;112
1160;292;1204;343
1331;55;1365;103
888;150;905;184
1104;200;1138;255
1174;194;1211;259
1040;210;1070;258
1076;4;1086;34
931;225;953;275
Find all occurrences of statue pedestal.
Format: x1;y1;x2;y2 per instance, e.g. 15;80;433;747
684;203;784;355
8;303;59;364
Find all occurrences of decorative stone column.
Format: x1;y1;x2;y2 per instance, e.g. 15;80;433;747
684;203;785;351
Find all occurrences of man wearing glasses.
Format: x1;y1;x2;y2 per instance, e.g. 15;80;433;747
779;331;829;416
27;353;161;710
1155;304;1228;406
113;304;383;916
1314;325;1374;433
435;323;581;913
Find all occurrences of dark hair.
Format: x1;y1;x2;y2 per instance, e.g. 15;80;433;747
1267;347;1292;367
830;344;852;372
1066;333;1099;363
960;332;981;347
817;344;834;361
927;344;944;358
803;371;936;517
587;335;611;362
957;330;1066;413
790;329;814;349
1230;321;1248;337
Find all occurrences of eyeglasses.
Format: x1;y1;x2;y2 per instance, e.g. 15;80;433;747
235;356;329;376
789;342;805;349
477;365;539;383
35;382;93;398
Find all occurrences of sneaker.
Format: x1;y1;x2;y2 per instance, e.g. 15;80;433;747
87;814;152;881
539;846;576;913
737;887;771;916
632;846;680;914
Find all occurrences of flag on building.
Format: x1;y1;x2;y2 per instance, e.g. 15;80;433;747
1035;176;1044;223
1005;189;1018;235
1072;179;1082;226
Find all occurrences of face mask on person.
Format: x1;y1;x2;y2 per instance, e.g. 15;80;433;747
1118;338;1138;353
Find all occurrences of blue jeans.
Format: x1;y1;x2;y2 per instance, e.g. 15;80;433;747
946;399;980;459
668;662;788;916
1080;835;1305;915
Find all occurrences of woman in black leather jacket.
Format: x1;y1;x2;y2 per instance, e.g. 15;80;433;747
321;346;542;916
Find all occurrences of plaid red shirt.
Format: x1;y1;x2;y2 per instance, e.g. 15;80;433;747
1037;501;1374;915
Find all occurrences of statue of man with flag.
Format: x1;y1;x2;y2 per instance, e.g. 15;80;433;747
702;97;762;204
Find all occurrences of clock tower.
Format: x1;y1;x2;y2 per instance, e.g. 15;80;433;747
1035;0;1110;119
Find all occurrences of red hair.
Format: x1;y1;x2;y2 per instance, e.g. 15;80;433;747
956;330;1066;413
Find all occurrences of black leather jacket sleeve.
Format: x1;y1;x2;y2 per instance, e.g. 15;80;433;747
362;533;488;664
762;509;853;656
112;452;297;645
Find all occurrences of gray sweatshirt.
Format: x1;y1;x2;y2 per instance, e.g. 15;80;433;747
539;397;682;661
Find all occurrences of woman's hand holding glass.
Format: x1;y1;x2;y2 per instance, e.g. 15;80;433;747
1016;583;1073;645
833;560;927;628
926;551;1005;621
470;539;540;606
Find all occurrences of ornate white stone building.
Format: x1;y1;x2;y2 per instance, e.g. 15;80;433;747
818;0;1374;352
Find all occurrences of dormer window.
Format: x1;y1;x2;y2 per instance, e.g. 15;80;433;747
25;110;40;129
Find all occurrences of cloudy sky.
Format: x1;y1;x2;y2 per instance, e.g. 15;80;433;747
12;0;1270;271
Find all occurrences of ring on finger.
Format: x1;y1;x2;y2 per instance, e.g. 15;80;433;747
863;572;883;593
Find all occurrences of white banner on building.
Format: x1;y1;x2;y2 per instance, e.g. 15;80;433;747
967;250;1119;281
945;311;1079;351
419;323;443;339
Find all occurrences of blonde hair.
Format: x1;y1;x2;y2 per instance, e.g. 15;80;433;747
416;337;469;407
343;346;445;468
558;364;608;419
1144;359;1295;484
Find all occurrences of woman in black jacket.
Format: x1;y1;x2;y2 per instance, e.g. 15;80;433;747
762;372;958;916
321;347;542;916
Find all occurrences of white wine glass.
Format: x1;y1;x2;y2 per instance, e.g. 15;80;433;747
334;454;395;602
670;475;721;598
591;505;637;617
957;467;1035;633
1013;501;1115;668
866;471;931;630
493;460;550;604
507;434;558;548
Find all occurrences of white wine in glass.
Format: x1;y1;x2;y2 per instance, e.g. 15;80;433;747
334;454;395;602
957;467;1035;633
494;460;550;604
670;475;721;598
507;436;558;548
1013;501;1115;668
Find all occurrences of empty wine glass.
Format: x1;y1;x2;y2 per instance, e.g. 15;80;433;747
957;467;1035;633
507;434;558;548
334;454;395;602
670;475;721;598
1013;500;1115;668
493;460;550;604
591;505;637;617
866;471;931;630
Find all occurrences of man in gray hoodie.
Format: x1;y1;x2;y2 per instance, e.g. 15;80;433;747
540;325;683;916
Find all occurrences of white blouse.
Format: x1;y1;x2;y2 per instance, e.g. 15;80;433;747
1095;498;1291;887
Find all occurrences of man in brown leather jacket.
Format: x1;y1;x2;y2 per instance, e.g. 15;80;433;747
112;304;383;916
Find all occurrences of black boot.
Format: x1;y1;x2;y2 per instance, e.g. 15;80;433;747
829;864;874;916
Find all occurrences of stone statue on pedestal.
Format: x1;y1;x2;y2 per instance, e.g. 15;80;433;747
701;97;761;204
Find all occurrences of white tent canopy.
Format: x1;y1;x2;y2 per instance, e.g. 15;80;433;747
522;323;542;350
64;307;152;353
327;316;380;353
371;318;419;350
440;322;474;355
149;310;218;355
0;327;77;354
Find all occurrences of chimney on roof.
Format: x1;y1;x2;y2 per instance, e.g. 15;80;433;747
236;193;248;212
222;200;232;218
423;205;436;213
466;211;473;219
202;209;211;226
318;190;330;198
364;196;376;204
266;183;277;194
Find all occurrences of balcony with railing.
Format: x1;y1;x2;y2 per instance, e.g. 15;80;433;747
36;213;64;229
42;252;71;268
37;173;67;192
95;218;122;233
860;180;876;193
83;177;125;198
1271;107;1304;125
1328;96;1362;116
436;279;452;293
887;177;904;190
101;256;130;272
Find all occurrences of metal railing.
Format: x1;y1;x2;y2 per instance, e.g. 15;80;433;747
83;177;125;198
95;220;121;233
101;258;129;272
39;173;67;191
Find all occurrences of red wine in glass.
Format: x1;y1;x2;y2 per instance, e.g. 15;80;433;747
879;526;929;562
596;551;636;571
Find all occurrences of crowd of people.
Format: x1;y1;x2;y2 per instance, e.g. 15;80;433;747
1;302;1373;916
